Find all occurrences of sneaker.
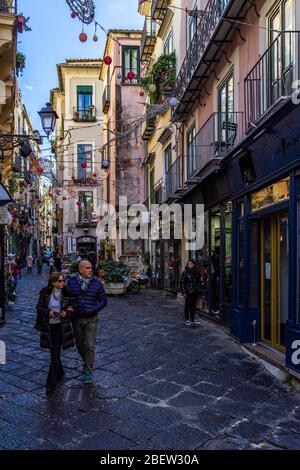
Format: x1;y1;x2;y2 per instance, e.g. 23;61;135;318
186;320;192;326
83;372;93;385
194;319;201;325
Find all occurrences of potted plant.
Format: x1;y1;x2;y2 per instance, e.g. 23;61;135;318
140;52;176;104
16;52;26;77
98;260;126;295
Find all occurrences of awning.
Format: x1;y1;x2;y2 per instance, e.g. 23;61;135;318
0;184;13;206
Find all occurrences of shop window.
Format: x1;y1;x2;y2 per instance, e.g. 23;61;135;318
251;177;290;212
249;220;259;308
224;202;233;304
238;206;244;305
211;208;221;314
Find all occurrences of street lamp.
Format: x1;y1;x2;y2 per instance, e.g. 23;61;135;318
38;103;58;139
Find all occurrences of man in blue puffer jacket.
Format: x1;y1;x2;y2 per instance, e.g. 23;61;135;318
68;260;107;384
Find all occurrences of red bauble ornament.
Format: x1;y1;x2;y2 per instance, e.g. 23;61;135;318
92;173;97;178
71;11;77;19
76;201;81;206
13;207;17;212
79;32;88;43
104;56;112;66
81;162;87;169
63;197;67;201
37;167;44;175
127;71;135;81
140;91;145;97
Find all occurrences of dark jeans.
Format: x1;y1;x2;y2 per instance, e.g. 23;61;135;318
184;294;198;322
46;324;64;391
37;264;42;274
27;267;32;274
73;316;98;374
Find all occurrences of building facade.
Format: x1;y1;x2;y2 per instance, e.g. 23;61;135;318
138;0;300;377
51;59;103;258
100;30;146;265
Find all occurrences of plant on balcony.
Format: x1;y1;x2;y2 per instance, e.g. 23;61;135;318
8;171;20;196
140;52;176;104
16;52;26;76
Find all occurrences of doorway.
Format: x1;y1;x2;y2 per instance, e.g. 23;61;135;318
261;213;289;350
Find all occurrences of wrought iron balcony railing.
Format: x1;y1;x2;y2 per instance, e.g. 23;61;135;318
73;106;96;122
174;0;230;103
102;85;111;114
0;0;16;14
244;31;300;130
185;111;244;180
141;17;157;61
76;216;98;228
150;178;166;205
166;155;184;200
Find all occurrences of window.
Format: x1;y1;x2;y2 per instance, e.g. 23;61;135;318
188;2;198;47
78;192;93;224
122;46;140;83
186;125;196;178
77;86;93;119
268;0;294;101
164;30;173;55
218;73;235;149
164;144;172;176
77;144;93;179
149;168;155;204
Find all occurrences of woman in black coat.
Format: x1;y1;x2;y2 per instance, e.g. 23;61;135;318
35;272;75;396
180;259;201;326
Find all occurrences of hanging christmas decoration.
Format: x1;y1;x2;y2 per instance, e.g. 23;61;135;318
127;71;135;81
37;167;44;175
104;56;112;66
63;197;67;201
79;32;88;42
148;83;157;94
71;11;77;18
139;91;145;97
66;0;95;25
81;162;87;168
93;34;98;42
76;201;81;206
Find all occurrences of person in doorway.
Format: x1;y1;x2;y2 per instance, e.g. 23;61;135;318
180;259;201;326
67;260;107;384
26;253;33;274
35;273;75;396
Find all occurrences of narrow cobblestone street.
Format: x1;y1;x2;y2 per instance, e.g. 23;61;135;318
0;271;300;450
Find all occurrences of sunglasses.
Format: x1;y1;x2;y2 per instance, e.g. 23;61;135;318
56;279;64;283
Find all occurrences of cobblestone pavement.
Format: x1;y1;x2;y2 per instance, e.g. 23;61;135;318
0;270;300;450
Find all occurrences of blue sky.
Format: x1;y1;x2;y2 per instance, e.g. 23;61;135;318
18;0;143;136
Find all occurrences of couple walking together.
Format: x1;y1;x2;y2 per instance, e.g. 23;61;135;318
35;260;107;396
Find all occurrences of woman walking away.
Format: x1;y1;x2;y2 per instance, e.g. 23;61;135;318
35;273;75;396
180;260;201;326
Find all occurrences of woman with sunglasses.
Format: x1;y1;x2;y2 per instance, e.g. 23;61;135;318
35;272;75;396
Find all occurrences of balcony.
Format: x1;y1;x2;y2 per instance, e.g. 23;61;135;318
173;0;249;121
186;111;244;179
142;112;156;141
13;154;32;185
73;106;96;122
150;178;166;205
0;1;16;14
151;0;169;21
76;216;98;229
102;85;111;114
166;155;184;201
244;31;300;131
141;17;156;61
